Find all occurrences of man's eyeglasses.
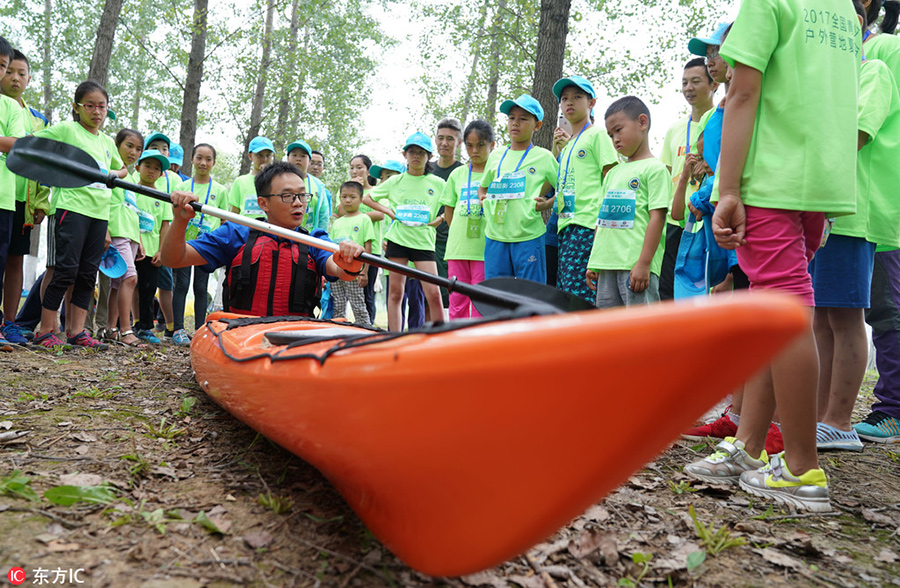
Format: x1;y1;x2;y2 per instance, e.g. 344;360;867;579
260;192;311;204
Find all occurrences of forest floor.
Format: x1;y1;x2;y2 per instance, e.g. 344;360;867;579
0;344;898;588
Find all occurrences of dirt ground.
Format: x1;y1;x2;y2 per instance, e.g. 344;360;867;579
0;344;898;588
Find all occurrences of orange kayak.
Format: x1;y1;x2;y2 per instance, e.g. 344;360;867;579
191;293;807;576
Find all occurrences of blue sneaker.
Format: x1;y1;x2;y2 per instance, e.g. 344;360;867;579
136;329;161;344
172;329;191;347
853;411;900;444
1;321;29;346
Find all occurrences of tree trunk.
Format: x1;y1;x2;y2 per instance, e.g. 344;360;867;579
241;0;276;175
179;0;209;177
42;0;52;121
531;0;571;150
87;0;125;87
459;0;490;125
273;0;301;154
484;0;507;128
131;82;141;128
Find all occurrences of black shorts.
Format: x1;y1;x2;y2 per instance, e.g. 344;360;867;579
9;200;32;256
384;240;435;262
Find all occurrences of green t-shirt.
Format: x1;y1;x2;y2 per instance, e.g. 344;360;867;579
0;95;27;212
479;145;558;243
155;170;182;194
175;177;228;237
556;125;619;232
136;191;174;258
371;172;445;251
587;158;670;274
15;101;49;208
330;212;375;248
35;121;123;220
108;186;141;242
660;114;706;227
838;59;900;249
304;175;331;232
359;188;384;255
719;0;859;216
228;173;260;218
439;164;486;262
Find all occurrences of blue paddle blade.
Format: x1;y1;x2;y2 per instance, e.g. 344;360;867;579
7;136;105;188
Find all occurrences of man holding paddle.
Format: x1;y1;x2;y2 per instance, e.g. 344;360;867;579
161;161;364;318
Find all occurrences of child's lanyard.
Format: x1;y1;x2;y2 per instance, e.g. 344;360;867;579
556;123;591;188
686;118;692;155
165;172;170;193
497;144;533;177
466;164;474;215
192;178;212;227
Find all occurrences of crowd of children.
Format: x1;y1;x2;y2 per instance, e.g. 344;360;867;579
1;0;900;513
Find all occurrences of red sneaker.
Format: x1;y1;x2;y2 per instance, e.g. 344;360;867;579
682;412;738;442
765;423;784;454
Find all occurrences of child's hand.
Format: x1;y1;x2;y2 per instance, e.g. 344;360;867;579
104;229;112;250
687;201;703;222
357;273;368;288
34;210;46;225
585;269;599;292
136;243;146;262
712;194;747;249
553;127;571;153
151;253;162;267
629;261;650;293
534;196;553;212
710;272;734;295
682;154;698;175
170;191;198;220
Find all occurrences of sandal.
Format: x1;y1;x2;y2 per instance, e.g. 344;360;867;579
102;327;125;346
120;330;148;349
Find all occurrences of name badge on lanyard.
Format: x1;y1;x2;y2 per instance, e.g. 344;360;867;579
87;158;110;190
395;204;431;226
138;210;155;233
123;190;139;213
597;189;636;229
243;194;263;216
185;217;213;241
486;171;526;200
560;190;576;219
557;123;590;220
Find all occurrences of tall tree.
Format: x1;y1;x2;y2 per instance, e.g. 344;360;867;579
179;0;209;177
241;0;276;175
272;0;302;154
87;0;125;86
531;0;571;150
42;0;53;120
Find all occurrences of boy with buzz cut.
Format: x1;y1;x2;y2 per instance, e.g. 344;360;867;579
285;139;331;232
329;181;374;325
478;94;558;283
1;49;49;346
551;75;619;305
585;96;669;308
0;36;28;351
229;136;276;218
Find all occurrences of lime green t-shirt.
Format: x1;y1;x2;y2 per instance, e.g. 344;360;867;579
0;95;27;212
719;0;859;216
479;145;558;243
228;173;260;218
864;34;900;79
659;114;706;227
35;121;123;220
154;170;182;194
175;177;228;238
587;158;670;275
371;172;445;251
556;125;619;232
108;187;141;242
331;212;375;249
15;101;50;209
837;59;900;249
439;164;486;262
136;192;174;258
359;188;384;255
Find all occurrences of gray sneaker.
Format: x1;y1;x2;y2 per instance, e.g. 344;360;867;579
684;437;768;485
739;453;831;512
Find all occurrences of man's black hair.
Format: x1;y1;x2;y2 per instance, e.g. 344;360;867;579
255;161;304;197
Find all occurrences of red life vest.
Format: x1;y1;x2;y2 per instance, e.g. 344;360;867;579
224;229;321;317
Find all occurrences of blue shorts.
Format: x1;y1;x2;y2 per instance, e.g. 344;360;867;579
484;236;546;283
809;234;875;308
158;265;174;291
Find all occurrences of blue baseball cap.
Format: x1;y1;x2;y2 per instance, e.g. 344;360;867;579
168;144;184;166
248;136;275;154
99;246;127;279
688;23;731;56
137;149;170;171
403;132;433;153
369;160;407;178
552;75;596;100
286;140;312;157
500;94;544;122
144;132;171;150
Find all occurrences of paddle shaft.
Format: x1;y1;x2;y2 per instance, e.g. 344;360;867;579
60;162;521;311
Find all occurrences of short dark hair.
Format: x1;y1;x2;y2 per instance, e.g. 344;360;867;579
11;49;28;70
437;117;462;135
255;161;304;197
685;57;714;84
340;181;364;197
311;150;325;162
464;120;494;144
0;36;13;62
192;143;217;161
114;128;143;148
605;96;651;128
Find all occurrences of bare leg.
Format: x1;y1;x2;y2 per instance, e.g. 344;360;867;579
158;289;174;327
412;260;444;323
107;286;119;331
820;307;868;431
814;307;835;419
386;259;407;332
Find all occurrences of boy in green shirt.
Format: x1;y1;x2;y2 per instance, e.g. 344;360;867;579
585;97;668;308
229;136;275;218
551;75;619;304
285;139;331;231
478;94;558;283
330;181;374;325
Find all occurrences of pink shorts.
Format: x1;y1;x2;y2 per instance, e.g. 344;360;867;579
735;206;825;307
110;236;139;288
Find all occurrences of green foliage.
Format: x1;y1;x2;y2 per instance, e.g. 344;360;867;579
194;510;226;534
257;491;293;514
44;484;116;506
0;470;40;502
669;480;698;494
689;504;746;556
144;418;186;440
619;552;653;586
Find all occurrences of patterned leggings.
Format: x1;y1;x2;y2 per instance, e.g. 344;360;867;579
331;279;371;325
557;224;597;305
